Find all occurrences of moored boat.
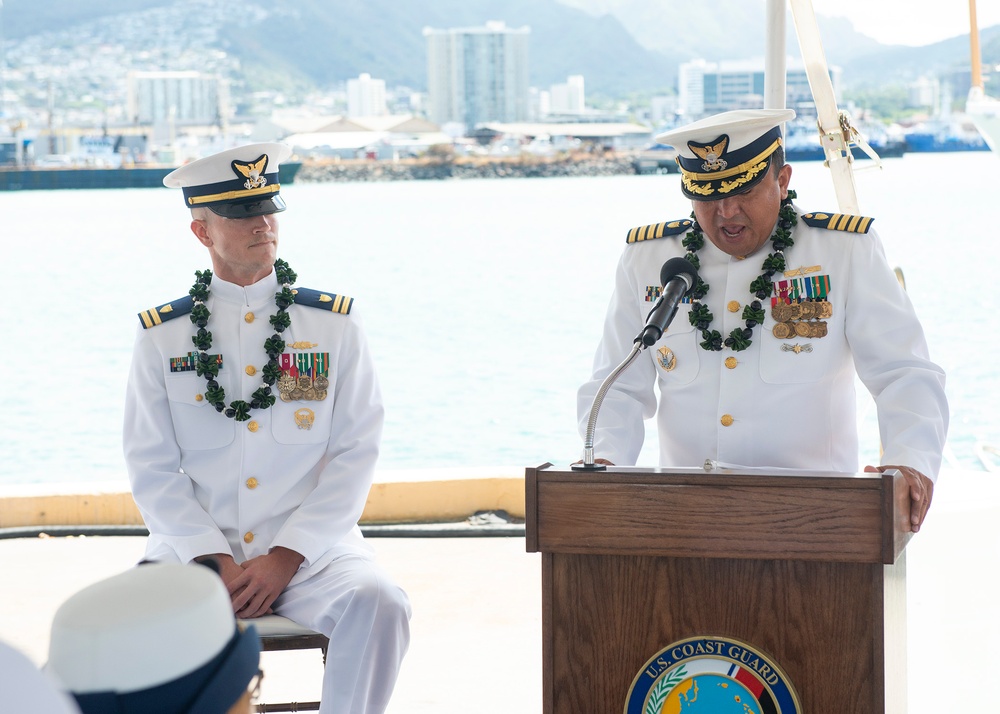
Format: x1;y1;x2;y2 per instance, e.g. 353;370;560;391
783;118;906;162
904;121;990;152
0;161;302;191
965;0;1000;151
632;143;680;174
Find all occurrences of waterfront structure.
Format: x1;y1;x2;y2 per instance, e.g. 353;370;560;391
280;114;448;160
347;73;388;117
424;21;530;133
478;121;652;151
677;58;839;118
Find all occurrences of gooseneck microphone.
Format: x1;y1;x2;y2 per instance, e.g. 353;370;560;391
637;257;699;346
574;257;701;470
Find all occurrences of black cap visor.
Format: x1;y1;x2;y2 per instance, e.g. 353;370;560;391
209;194;286;218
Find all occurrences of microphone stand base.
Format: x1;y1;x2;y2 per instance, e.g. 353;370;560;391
571;462;607;471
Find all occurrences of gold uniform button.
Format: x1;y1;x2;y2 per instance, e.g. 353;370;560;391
195;393;204;401
245;365;257;376
725;356;738;369
246;477;259;489
244;532;254;544
721;414;735;427
247;421;259;433
727;300;741;313
244;312;255;323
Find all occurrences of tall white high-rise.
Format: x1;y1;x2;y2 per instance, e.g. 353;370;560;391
347;73;388;117
126;71;228;126
549;75;585;115
424;21;530;131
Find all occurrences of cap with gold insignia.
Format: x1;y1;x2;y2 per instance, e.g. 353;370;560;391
655;109;795;201
46;562;260;714
163;142;292;218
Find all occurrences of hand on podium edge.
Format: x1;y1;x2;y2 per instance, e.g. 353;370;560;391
865;464;934;533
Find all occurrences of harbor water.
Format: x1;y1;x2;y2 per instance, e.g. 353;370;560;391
1;151;997;487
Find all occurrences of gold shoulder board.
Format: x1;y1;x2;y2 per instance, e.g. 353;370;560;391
626;219;693;244
800;212;874;234
292;288;354;315
138;296;194;329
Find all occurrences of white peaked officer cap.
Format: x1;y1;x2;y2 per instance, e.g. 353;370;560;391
164;142;293;218
46;562;260;714
655;108;796;201
0;640;82;714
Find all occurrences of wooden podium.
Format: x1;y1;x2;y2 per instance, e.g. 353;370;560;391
525;464;913;714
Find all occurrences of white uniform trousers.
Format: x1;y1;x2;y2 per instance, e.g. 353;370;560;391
274;554;411;714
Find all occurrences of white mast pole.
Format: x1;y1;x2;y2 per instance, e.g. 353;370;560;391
970;0;983;91
788;0;861;214
764;0;786;110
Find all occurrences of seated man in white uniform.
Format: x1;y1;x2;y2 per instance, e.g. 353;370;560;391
46;562;262;714
124;143;410;713
577;110;948;532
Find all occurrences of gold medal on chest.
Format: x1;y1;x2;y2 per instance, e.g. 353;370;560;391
277;352;331;402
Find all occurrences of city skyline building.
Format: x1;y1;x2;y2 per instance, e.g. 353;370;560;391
347;72;388;117
423;21;530;132
677;58;840;118
549;75;586;115
126;70;229;128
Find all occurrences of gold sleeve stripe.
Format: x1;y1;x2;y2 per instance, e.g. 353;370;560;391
626;219;692;244
803;212;874;234
332;294;353;314
828;213;873;233
627;224;653;243
139;309;162;329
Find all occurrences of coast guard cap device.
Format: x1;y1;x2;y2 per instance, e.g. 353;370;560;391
656;109;796;201
46;562;260;714
164;142;292;218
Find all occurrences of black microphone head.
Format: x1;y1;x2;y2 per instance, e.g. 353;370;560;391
660;257;699;296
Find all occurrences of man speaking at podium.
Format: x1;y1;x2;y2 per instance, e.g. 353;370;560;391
577;110;948;533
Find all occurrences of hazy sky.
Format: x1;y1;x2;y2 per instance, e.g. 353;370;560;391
810;0;1000;47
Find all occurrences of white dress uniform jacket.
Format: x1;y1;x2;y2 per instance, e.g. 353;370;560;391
578;206;949;479
124;270;382;580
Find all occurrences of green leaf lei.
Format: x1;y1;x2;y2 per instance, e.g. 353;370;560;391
683;190;797;352
189;259;298;421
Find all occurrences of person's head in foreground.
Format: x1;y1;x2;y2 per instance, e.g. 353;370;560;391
46;562;261;714
0;639;81;714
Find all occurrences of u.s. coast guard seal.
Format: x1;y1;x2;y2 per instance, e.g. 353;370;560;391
624;636;801;714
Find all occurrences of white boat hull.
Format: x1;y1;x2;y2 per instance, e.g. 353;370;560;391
966;89;1000;151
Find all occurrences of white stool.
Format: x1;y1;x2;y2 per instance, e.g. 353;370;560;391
241;615;328;713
